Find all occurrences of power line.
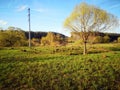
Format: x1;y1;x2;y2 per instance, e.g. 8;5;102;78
28;8;31;48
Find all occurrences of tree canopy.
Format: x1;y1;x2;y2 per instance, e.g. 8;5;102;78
0;29;27;47
64;2;118;55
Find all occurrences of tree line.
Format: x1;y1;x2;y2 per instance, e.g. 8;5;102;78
0;27;27;47
0;27;67;47
0;26;120;47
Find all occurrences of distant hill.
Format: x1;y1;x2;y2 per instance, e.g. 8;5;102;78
26;31;120;42
25;31;68;39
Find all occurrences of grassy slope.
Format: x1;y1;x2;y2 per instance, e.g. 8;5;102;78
0;43;120;90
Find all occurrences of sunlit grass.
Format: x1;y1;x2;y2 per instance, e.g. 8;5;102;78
0;43;120;90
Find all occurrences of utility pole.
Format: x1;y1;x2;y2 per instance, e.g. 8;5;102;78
28;8;31;48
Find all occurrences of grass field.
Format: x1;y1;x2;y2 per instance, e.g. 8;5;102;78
0;43;120;90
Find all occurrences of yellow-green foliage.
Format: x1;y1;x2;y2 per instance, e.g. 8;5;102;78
0;30;27;47
64;2;118;55
41;32;55;46
103;35;110;43
64;2;118;32
41;32;62;46
93;35;110;43
74;40;83;45
117;37;120;43
93;36;103;43
31;38;40;46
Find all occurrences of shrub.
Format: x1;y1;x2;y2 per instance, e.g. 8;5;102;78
0;30;27;47
93;36;103;43
103;35;110;43
40;32;64;46
117;37;120;43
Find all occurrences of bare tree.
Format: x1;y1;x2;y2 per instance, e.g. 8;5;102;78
64;2;118;55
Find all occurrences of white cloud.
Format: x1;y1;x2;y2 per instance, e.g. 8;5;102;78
17;5;28;12
0;20;8;25
109;4;120;9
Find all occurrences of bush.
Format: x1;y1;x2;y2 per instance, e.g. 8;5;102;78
40;32;64;46
103;35;110;43
93;36;103;43
117;37;120;43
0;30;27;47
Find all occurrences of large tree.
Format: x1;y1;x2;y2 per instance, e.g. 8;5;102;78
64;2;118;55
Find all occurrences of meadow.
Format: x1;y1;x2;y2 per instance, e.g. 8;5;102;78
0;43;120;90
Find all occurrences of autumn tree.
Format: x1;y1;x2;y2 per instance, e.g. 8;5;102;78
41;32;64;46
41;32;56;46
0;28;27;47
64;2;118;55
31;38;40;46
41;37;49;46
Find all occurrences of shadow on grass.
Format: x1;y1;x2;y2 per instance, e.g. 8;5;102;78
108;47;120;51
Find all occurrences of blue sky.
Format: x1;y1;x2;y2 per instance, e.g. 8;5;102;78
0;0;120;36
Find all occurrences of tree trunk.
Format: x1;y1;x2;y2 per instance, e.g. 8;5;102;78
83;42;87;55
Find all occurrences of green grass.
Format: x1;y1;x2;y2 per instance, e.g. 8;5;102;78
0;43;120;90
